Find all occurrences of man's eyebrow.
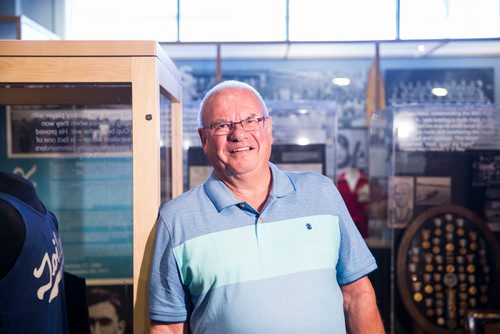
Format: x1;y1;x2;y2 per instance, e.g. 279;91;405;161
209;114;259;123
208;118;228;124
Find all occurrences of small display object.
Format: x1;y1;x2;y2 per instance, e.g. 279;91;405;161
397;205;500;333
466;309;500;334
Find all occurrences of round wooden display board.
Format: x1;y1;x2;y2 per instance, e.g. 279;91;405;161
396;205;500;334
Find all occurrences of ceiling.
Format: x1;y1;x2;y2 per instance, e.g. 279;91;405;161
161;39;500;60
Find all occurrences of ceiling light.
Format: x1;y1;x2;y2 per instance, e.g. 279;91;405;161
298;109;308;114
417;44;426;53
394;113;416;140
332;77;351;86
431;87;448;97
297;137;310;146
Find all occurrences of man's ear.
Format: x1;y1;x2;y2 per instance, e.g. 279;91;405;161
267;116;273;144
198;128;206;145
198;128;209;154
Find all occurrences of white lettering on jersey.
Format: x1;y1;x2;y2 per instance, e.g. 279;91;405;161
33;232;64;303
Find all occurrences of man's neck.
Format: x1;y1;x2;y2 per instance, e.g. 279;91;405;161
219;167;272;212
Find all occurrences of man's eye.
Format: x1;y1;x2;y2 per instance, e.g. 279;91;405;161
215;123;229;129
244;119;258;125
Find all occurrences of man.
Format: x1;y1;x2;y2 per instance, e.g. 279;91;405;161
149;81;384;334
88;288;126;334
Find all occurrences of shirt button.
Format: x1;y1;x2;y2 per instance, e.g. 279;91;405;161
239;203;245;209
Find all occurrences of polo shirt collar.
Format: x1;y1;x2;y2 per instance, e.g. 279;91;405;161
204;162;295;212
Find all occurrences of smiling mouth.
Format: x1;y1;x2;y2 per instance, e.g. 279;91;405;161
230;147;252;153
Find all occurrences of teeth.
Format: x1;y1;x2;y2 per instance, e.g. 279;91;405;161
232;147;250;153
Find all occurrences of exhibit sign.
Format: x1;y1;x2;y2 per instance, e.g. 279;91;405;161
7;107;132;157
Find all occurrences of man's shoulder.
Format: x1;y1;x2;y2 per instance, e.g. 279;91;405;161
283;169;333;187
160;183;209;214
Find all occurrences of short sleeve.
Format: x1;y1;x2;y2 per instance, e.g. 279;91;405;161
149;209;191;323
331;184;378;285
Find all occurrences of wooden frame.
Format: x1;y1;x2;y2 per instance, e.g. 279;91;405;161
0;40;183;333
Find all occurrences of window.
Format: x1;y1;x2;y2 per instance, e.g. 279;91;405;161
289;0;397;41
65;0;177;41
179;0;286;41
400;0;500;39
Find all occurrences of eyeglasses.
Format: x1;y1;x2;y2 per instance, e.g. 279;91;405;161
204;116;269;136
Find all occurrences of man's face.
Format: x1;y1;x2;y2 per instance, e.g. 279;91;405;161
394;183;410;208
89;301;125;334
198;88;273;180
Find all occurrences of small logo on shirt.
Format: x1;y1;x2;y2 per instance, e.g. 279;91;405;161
306;223;312;230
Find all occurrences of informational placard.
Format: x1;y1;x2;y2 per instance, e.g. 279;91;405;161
395;107;500;152
48;158;133;278
271;144;325;175
7;107;132;157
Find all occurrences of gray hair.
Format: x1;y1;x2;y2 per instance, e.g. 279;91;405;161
197;80;268;128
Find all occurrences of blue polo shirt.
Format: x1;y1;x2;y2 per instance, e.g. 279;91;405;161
149;163;377;334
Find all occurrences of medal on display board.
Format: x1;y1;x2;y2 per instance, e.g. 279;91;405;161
396;205;500;334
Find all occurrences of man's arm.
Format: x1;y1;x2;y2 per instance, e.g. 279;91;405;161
341;276;385;334
150;321;188;334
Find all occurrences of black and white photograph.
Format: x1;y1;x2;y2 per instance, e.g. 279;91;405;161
415;176;451;206
87;284;133;334
389;176;414;227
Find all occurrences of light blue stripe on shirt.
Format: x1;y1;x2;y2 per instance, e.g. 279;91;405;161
173;214;340;297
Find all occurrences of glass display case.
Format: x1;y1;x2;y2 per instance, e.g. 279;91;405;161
182;100;337;189
0;40;183;333
369;104;500;334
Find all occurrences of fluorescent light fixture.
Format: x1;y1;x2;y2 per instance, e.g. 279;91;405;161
332;77;351;86
431;87;448;97
298;108;308;114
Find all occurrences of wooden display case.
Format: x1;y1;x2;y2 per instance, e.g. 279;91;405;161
0;40;183;333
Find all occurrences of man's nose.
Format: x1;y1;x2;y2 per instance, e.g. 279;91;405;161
91;324;102;334
228;122;247;138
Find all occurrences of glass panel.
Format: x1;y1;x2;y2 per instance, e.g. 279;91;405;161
180;0;286;41
182;100;336;189
289;0;396;41
66;0;178;40
400;0;500;39
0;21;18;39
160;92;172;205
0;83;134;332
370;104;500;333
268;101;337;180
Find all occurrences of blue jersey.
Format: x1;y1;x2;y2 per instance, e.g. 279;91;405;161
149;163;377;334
0;193;68;334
